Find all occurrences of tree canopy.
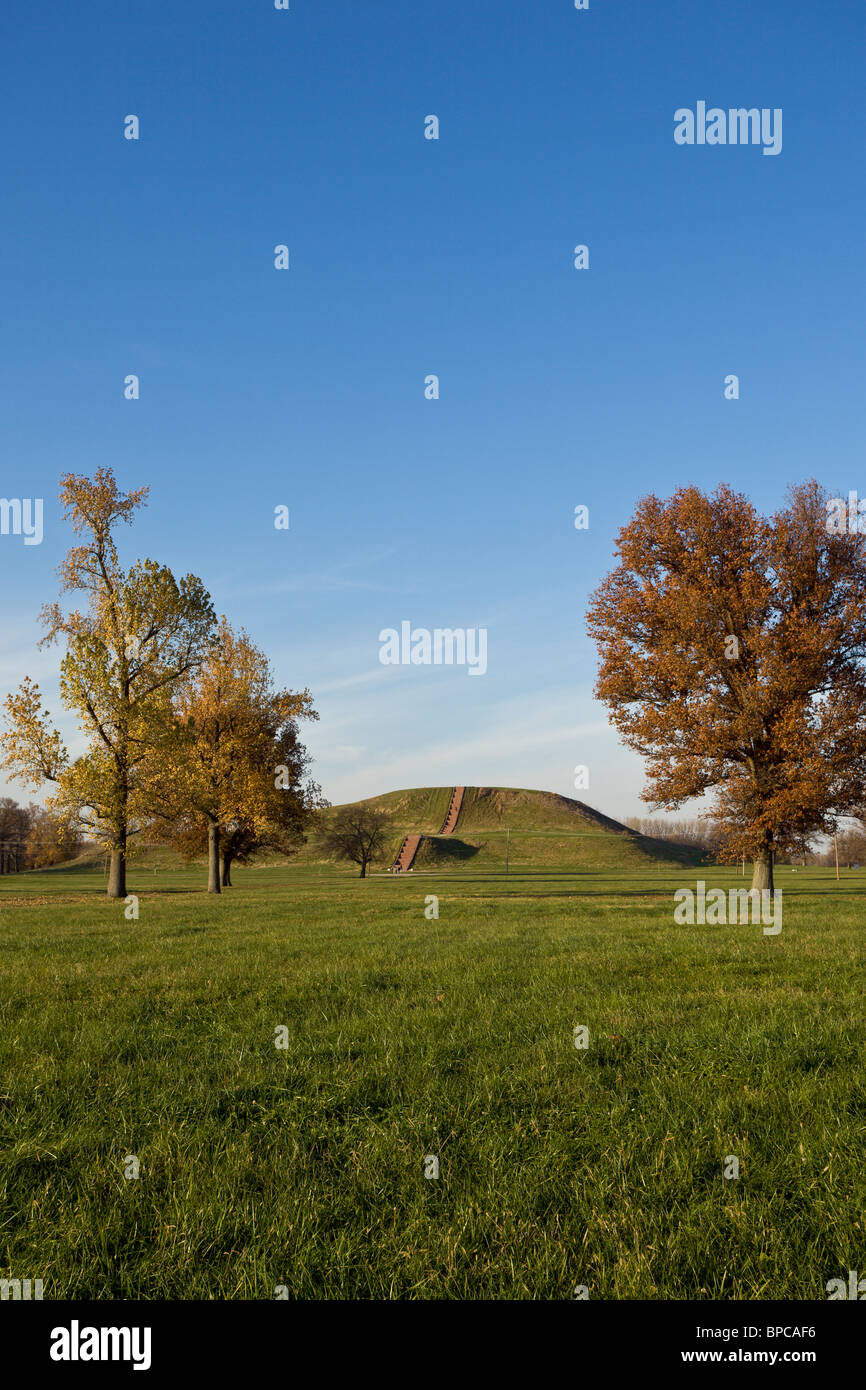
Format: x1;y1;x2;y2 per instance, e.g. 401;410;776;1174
587;480;866;891
2;469;216;895
144;617;321;892
321;805;393;877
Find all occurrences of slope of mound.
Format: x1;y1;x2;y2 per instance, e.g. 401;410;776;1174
300;786;706;872
10;842;199;876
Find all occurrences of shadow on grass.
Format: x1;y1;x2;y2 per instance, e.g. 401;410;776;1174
418;836;480;866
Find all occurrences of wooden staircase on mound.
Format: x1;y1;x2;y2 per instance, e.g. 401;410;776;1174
439;785;465;834
392;787;465;871
392;833;422;873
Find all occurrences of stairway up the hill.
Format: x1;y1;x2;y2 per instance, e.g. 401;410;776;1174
392;786;464;871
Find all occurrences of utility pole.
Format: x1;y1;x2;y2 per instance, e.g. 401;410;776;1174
505;828;510;875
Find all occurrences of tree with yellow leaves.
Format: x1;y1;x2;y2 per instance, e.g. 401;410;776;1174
149;720;325;886
1;469;215;896
145;618;320;893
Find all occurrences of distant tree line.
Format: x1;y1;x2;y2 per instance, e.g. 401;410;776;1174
816;827;866;869
626;815;724;855
0;797;85;873
626;811;866;870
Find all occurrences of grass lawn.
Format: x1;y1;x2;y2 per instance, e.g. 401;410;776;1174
0;862;862;1299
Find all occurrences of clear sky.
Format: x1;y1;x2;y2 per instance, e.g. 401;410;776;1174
1;0;864;822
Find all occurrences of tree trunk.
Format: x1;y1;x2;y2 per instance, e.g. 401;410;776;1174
208;823;221;894
359;860;367;878
107;849;127;899
750;843;774;894
220;851;233;887
108;759;131;899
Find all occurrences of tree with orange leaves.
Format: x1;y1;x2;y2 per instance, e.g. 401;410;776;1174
587;481;866;892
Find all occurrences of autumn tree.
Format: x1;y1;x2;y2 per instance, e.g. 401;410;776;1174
321;805;392;877
0;798;35;873
1;469;215;896
24;806;84;869
218;718;326;885
587;481;866;893
145;618;319;893
152;725;325;886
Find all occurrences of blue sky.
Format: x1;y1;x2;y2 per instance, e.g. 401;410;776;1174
1;0;864;821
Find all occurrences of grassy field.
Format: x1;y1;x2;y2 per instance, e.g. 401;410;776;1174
0;860;862;1299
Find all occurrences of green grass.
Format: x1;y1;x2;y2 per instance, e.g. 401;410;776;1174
0;862;862;1299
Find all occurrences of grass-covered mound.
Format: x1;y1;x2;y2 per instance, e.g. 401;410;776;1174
297;786;707;872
